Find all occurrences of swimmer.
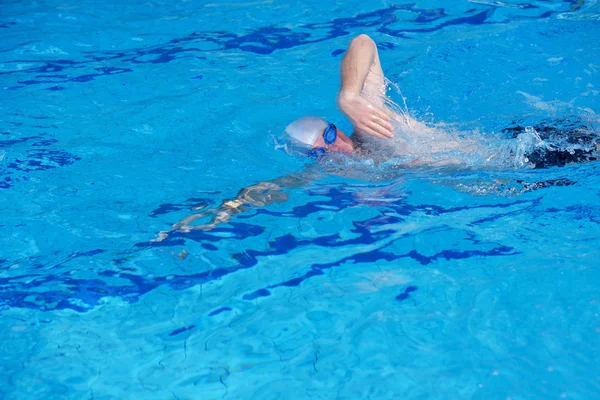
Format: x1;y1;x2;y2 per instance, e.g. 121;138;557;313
152;34;598;239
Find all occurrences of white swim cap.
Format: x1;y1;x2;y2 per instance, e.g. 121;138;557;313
284;116;328;147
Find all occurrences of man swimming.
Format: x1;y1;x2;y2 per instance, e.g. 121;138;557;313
152;34;598;239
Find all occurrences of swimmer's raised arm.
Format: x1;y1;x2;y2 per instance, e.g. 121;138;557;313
337;34;394;139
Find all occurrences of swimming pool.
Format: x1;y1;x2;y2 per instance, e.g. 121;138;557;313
1;0;599;398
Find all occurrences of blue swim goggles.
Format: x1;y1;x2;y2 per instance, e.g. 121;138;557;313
308;122;337;158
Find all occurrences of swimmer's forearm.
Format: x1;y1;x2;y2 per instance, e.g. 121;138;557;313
336;35;394;139
339;34;376;96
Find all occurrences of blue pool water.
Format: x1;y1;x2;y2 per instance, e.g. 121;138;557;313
2;0;600;398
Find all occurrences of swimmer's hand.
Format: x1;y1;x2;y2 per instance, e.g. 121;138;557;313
338;91;394;139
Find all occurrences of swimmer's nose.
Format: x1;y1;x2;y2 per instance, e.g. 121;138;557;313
329;129;354;154
332;139;354;154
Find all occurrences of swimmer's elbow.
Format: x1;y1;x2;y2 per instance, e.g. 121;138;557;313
351;34;376;49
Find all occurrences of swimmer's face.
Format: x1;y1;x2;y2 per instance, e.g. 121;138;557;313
312;127;354;154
